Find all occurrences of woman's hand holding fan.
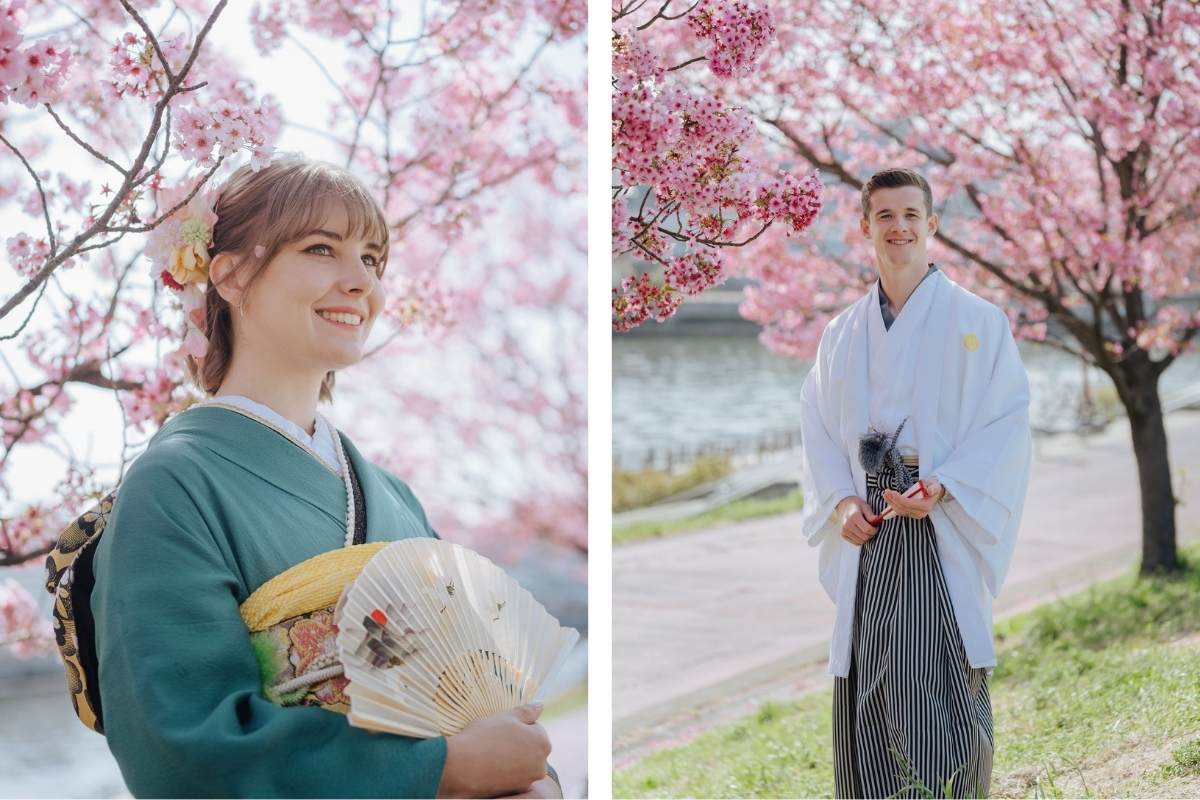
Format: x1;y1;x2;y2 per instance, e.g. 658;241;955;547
437;703;554;799
334;538;578;798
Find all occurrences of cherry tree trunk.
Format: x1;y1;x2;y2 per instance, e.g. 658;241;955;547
1112;354;1179;574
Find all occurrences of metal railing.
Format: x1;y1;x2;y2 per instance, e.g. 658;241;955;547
615;428;803;472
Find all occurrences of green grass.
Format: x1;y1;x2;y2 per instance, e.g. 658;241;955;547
613;544;1200;798
615;695;836;799
1155;736;1200;781
612;454;734;513
613;490;804;545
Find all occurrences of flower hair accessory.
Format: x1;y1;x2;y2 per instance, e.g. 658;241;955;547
145;174;220;359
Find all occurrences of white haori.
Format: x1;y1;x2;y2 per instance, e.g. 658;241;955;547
800;269;1032;677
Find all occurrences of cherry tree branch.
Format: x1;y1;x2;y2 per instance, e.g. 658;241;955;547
0;134;56;253
0;1;229;322
43;103;129;175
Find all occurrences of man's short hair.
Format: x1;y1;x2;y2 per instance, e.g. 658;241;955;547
861;168;934;220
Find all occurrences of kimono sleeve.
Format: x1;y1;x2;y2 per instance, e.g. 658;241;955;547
799;327;857;547
931;308;1032;551
92;449;447;799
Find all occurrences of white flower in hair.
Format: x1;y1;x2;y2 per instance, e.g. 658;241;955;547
145;174;219;290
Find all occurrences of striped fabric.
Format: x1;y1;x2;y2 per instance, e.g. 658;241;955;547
833;458;994;799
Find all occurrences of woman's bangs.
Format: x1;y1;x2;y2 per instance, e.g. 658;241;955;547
281;185;390;267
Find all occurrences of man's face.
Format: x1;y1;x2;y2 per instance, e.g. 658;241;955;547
860;185;938;272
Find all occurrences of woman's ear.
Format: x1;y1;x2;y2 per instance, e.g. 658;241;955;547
208;253;244;307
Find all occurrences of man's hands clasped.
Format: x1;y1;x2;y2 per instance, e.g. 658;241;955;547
836;477;946;546
836;495;878;546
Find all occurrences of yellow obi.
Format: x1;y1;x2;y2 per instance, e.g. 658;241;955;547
239;542;388;712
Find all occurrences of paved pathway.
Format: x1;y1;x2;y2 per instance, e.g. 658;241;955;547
613;410;1200;739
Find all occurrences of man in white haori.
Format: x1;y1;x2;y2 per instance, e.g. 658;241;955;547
799;167;1031;798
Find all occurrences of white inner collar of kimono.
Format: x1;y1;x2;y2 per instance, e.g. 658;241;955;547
866;268;943;457
213;395;342;476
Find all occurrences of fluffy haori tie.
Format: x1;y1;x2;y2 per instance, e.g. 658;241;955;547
857;417;914;487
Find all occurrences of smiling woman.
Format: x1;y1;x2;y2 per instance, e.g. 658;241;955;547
64;155;563;799
189;156;391;418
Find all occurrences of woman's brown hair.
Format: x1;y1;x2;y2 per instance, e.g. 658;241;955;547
184;154;391;402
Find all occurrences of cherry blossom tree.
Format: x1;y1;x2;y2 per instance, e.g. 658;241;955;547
728;0;1200;572
0;0;585;653
611;0;824;329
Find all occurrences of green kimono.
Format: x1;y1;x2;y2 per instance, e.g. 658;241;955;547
92;406;469;797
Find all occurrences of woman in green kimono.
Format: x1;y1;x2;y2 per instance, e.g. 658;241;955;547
90;155;563;798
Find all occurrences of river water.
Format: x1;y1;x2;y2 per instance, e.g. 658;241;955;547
613;336;1200;469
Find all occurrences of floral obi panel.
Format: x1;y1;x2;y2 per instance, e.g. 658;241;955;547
238;542;389;713
249;606;350;712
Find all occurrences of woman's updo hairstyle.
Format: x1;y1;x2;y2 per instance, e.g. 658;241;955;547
185;153;391;403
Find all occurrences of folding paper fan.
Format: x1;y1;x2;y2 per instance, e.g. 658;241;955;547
334;538;580;738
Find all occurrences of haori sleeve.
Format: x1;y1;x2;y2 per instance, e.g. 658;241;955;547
930;309;1032;550
799;329;857;546
91;447;448;799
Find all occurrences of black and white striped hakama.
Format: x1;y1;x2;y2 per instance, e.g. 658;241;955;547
833;460;994;799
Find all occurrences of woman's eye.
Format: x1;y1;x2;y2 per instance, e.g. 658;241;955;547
307;244;333;256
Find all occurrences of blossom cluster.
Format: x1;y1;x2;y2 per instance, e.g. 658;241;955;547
1133;305;1196;361
249;0;382;55
612;272;684;331
755;171;824;237
6;231;49;278
106;31;189;100
389;271;455;338
0;0;73;108
687;0;777;78
121;362;186;430
172;97;279;171
612;11;822;330
0;578;54;658
665;245;726;295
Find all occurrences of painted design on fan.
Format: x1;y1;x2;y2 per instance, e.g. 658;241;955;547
357;601;426;670
422;578;456;614
334;537;581;740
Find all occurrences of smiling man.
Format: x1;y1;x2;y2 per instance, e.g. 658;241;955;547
799;168;1033;798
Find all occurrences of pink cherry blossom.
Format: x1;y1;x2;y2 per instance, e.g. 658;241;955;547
2;0;585;647
0;579;54;657
713;0;1200;572
612;3;822;327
